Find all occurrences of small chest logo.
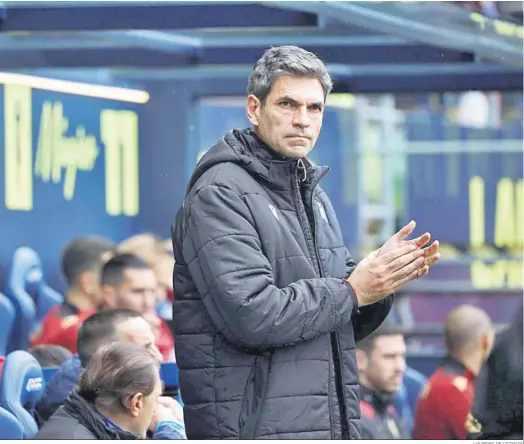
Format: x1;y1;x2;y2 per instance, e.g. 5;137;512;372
268;203;280;221
317;201;328;222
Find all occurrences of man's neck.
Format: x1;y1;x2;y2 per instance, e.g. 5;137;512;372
449;351;481;376
65;288;97;312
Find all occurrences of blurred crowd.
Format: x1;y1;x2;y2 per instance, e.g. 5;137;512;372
20;234;184;439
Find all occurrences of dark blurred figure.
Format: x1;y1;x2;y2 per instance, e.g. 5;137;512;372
469;305;523;440
356;320;409;439
30;236;115;352
29;345;72;368
413;305;494;439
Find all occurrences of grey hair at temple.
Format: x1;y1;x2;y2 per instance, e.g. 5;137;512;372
247;45;333;103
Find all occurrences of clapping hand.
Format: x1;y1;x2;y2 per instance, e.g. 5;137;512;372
347;220;441;307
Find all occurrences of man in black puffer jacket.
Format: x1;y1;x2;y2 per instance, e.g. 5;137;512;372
171;45;441;440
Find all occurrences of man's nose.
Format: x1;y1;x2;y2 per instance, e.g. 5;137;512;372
396;357;406;374
293;106;310;128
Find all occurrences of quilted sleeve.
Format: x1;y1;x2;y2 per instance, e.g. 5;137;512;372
181;184;358;350
345;247;394;343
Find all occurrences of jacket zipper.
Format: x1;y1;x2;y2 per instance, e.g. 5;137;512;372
293;160;350;439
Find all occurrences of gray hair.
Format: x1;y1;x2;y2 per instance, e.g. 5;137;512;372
247;45;333;103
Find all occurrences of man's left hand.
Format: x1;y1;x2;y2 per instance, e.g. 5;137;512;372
377;220;440;278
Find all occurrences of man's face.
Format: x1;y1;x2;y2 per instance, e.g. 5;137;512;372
117;317;163;363
103;268;158;316
358;334;407;394
246;75;325;159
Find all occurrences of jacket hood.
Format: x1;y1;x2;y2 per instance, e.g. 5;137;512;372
36;355;84;423
186;128;328;193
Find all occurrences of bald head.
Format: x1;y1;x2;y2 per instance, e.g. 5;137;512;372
445;305;493;353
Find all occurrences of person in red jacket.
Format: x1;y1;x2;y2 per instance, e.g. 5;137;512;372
30;236;115;350
413;304;495;439
50;253;175;361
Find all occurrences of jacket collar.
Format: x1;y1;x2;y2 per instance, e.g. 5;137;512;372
359;384;395;415
63;391;140;440
228;128;329;191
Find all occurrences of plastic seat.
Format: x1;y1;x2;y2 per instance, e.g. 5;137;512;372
0;294;15;355
0;406;24;439
0;350;44;439
5;247;63;352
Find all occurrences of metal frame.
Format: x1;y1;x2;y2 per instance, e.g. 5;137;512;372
0;1;521;91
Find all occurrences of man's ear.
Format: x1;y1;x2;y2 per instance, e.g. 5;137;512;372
77;271;98;296
128;392;144;418
356;348;368;373
246;94;261;127
101;284;117;308
480;330;495;360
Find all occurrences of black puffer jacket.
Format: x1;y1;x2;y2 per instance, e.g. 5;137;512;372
172;129;392;439
34;392;140;439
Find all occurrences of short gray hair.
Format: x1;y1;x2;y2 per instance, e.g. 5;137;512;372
247;45;333;103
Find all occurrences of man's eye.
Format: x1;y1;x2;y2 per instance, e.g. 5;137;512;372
280;101;291;107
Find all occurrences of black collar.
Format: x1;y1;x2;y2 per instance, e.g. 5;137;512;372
360;384;395;415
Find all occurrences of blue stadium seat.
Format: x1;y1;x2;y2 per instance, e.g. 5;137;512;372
0;406;24;439
0;350;44;439
5;247;63;352
0;294;15;356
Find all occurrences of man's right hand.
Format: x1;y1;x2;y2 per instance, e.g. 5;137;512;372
346;241;427;307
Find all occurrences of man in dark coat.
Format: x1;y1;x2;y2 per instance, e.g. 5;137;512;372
171;45;441;439
469;304;523;440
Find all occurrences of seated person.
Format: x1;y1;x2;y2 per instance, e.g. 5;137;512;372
356;319;409;439
29;345;73;368
35;342;184;439
118;234;176;304
35;308;164;423
30;236;115;351
100;254;175;361
413;305;494;439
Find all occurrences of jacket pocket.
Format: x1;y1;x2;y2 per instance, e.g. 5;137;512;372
238;352;272;439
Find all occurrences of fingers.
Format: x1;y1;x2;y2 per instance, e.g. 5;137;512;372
412;232;431;248
393;265;423;290
425;252;441;267
423;240;439;257
389;248;425;272
389;253;426;281
392;220;416;242
417;265;429;278
382;242;420;264
423;240;441;267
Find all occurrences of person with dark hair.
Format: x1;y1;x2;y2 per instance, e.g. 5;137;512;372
99;253;175;362
35;342;184;439
31;236;115;352
413;305;494;439
171;45;440;439
28;345;73;368
468;305;522;440
35;309;163;424
356;319;409;439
